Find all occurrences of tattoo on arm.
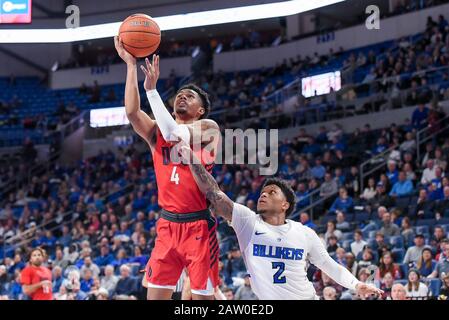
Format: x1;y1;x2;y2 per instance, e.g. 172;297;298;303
190;163;233;221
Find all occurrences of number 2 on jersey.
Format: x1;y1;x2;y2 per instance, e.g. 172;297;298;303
170;166;180;185
272;262;286;284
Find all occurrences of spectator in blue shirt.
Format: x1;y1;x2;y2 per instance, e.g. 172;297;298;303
302;137;321;156
295;182;310;209
111;248;129;269
386;160;399;186
416;248;437;277
411;103;429;130
300;212;317;230
80;269;94;293
146;195;160;212
52;266;64;293
132;191;148;211
128;246;148;270
372;137;388;155
59;225;72;248
389;171;414;197
329;137;345;152
94;245;114;267
329;187;354;215
311;158;326;180
145;210;157;231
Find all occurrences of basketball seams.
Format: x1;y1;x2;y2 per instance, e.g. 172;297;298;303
119;30;161;36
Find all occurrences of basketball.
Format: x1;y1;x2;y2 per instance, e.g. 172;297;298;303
118;14;161;58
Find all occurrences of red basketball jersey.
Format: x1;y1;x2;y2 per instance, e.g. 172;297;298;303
152;129;215;213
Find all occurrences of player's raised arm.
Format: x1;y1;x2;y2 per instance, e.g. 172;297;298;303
305;227;384;299
114;36;156;144
178;143;233;221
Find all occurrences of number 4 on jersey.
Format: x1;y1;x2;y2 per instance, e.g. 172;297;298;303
170;166;180;185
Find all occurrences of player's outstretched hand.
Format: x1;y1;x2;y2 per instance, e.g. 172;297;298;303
140;54;160;91
114;36;136;66
355;282;384;299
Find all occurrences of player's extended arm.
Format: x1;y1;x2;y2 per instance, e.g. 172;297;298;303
114;36;156;144
178;143;233;221
307;229;383;298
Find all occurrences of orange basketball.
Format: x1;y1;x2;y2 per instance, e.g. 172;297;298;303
118;14;161;58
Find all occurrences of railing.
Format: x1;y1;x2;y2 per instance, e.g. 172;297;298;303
0;111;87;207
359;146;398;192
416;114;449;163
290;188;338;221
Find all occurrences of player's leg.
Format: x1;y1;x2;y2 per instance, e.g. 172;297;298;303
145;219;184;300
184;218;219;300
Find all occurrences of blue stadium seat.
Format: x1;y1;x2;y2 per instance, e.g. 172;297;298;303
391;248;405;263
427;279;442;297
354;212;370;222
395;196;411;209
367;239;377;249
414;225;430;235
389;236;404;249
440;224;449;234
415;219;436;228
397;263;408;279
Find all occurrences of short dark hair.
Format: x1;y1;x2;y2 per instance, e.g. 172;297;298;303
262;178;296;217
176;84;211;119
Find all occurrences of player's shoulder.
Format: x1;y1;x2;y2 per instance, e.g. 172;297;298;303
288;219;316;236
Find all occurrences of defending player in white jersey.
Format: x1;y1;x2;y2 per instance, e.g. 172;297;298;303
177;143;383;300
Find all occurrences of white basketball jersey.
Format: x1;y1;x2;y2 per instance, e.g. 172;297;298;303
231;203;324;300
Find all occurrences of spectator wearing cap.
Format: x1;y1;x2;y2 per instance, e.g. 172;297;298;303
329;187;354;215
234;274;258;300
405;269;429;300
403;234;428;266
389;171;414;198
350;230;367;258
428;240;449;279
380;212;401;237
299;212;316;230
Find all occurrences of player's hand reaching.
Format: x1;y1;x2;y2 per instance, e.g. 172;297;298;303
355;282;384;299
140;54;160;91
114;36;136;66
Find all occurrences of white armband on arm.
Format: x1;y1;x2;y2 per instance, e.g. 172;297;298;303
146;89;190;143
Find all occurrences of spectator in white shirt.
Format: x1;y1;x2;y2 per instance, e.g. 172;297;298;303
405;269;429;300
360;178;377;201
350;230;368;258
420;160;437;185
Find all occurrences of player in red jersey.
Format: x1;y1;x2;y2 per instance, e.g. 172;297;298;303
115;37;220;300
20;248;53;300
